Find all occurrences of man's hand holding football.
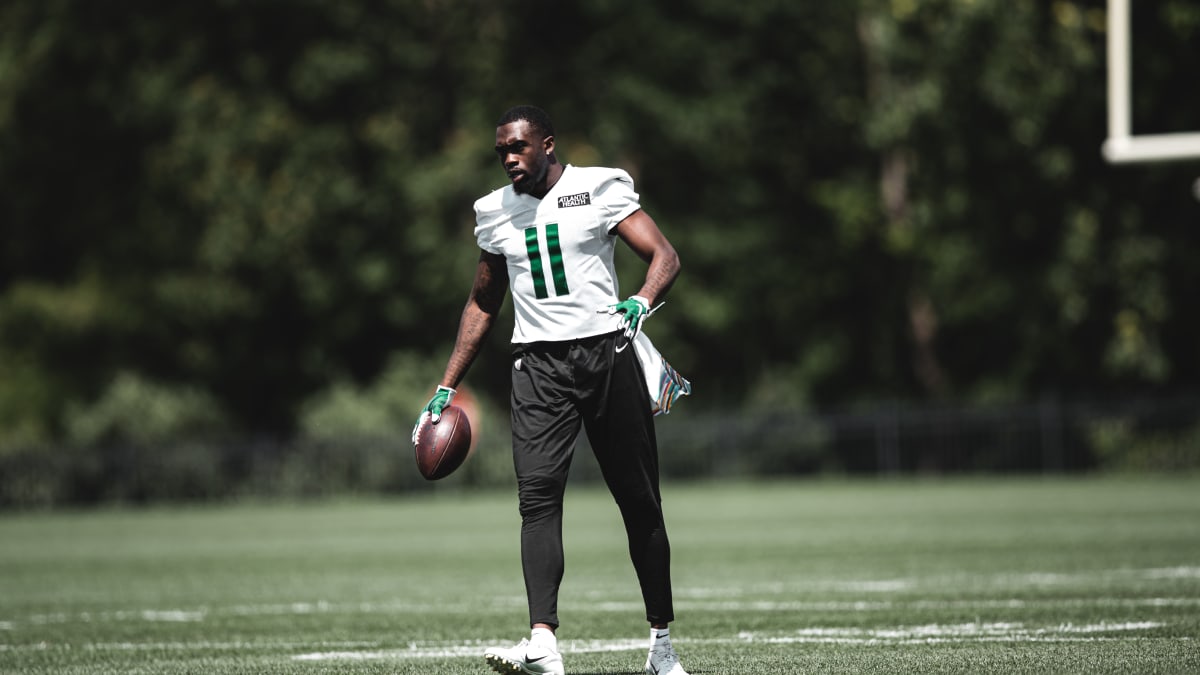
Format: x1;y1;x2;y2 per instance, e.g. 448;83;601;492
411;385;456;444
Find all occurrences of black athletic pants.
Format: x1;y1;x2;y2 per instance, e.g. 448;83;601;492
510;330;674;629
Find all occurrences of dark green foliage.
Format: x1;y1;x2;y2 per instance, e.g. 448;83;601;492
1;0;1198;455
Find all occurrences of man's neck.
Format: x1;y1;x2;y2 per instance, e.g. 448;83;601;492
528;163;564;199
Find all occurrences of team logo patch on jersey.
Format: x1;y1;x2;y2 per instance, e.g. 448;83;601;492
557;192;591;208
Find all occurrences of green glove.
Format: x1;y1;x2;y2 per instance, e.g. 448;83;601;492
605;295;652;341
411;386;456;444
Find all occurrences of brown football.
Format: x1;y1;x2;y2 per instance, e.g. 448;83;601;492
413;405;472;480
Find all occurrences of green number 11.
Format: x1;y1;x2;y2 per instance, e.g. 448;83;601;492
524;224;570;299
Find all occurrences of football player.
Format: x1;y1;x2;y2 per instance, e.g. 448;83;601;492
414;105;690;675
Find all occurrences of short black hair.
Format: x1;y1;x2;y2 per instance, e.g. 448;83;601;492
497;105;555;139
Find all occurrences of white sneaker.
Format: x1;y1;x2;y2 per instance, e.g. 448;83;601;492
484;638;565;675
645;640;689;675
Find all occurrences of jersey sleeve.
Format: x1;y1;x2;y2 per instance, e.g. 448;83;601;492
473;188;507;254
591;169;641;233
474;220;501;254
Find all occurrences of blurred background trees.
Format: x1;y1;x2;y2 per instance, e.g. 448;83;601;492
1;0;1198;500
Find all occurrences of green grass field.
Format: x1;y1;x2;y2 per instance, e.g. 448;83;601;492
1;476;1198;674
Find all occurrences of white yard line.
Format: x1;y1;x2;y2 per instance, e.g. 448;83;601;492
0;622;1179;659
291;623;1176;661
7;595;1199;629
0;640;380;653
668;566;1200;596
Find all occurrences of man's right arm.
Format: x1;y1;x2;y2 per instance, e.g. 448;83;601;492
413;250;508;439
439;250;509;389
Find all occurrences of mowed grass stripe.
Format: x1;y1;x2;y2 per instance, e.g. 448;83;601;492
3;590;1199;629
0;623;1181;657
6;591;1198;625
1;476;1198;674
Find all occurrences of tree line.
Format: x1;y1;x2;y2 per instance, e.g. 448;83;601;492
2;0;1198;453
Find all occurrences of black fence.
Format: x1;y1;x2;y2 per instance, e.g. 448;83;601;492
651;395;1200;478
2;395;1198;507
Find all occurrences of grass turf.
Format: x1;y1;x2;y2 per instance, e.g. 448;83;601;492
1;476;1198;674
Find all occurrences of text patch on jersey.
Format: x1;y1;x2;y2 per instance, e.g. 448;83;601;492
557;192;591;208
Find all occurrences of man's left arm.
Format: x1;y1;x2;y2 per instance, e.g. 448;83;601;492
603;210;680;342
613;209;680;306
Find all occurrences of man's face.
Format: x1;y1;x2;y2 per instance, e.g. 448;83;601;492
495;120;552;195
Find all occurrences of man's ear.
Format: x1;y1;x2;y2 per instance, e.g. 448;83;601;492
543;135;555;156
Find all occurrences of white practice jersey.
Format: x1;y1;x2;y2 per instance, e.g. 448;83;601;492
474;165;641;344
